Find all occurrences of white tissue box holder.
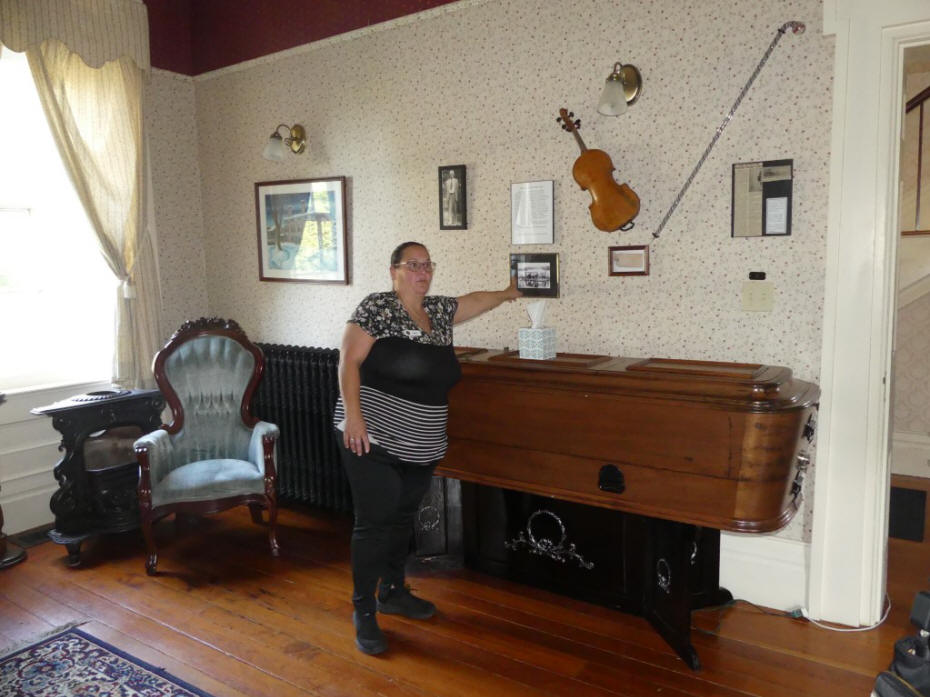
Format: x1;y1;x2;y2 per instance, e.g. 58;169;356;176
518;327;556;360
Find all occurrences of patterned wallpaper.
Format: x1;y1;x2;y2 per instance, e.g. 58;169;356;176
895;292;930;436
148;0;834;540
145;69;209;335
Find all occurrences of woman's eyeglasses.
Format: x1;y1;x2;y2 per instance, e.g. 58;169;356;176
394;261;437;272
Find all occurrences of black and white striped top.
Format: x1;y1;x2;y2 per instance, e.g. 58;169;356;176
333;292;461;464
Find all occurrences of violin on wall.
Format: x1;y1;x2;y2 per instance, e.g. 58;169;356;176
558;108;640;232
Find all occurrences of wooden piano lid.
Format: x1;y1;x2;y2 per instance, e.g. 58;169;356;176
454;348;819;409
486;350;613;369
618;357;763;378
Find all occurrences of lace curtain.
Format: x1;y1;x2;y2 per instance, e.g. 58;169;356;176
0;0;161;388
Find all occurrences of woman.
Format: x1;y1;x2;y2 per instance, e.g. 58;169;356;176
333;241;520;655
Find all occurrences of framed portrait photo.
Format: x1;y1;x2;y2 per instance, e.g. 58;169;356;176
510;253;560;298
608;245;649;276
439;164;467;229
255;177;349;284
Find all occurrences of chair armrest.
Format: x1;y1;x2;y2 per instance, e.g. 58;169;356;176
134;428;175;485
248;421;280;470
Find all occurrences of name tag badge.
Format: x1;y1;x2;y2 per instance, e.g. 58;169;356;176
403;329;422;339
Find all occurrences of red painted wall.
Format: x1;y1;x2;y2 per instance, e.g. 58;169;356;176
144;0;193;75
144;0;460;75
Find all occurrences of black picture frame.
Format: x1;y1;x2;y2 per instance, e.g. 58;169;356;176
510;253;559;298
439;164;467;229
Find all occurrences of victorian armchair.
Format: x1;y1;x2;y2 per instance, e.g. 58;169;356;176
134;318;279;575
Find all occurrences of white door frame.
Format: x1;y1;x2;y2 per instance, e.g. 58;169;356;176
811;0;930;625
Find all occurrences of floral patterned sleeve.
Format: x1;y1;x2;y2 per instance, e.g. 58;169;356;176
348;292;398;339
348;292;459;344
433;296;458;331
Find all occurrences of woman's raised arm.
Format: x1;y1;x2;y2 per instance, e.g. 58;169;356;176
454;275;522;324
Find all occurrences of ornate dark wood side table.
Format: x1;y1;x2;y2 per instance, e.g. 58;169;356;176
31;388;163;566
0;393;28;569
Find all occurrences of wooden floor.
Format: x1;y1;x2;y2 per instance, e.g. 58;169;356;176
0;506;923;697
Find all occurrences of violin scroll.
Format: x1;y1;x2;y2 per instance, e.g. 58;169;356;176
556;110;581;133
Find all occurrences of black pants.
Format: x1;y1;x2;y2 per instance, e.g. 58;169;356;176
337;436;437;612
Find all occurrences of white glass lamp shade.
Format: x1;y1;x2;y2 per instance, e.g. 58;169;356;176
262;133;288;162
597;76;628;116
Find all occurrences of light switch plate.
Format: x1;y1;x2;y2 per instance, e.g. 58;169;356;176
741;281;774;312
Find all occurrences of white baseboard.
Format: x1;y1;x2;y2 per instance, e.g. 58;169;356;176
720;533;809;612
2;484;57;534
891;431;930;478
0;380;109;534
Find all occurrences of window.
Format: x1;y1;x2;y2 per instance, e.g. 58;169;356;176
0;48;116;390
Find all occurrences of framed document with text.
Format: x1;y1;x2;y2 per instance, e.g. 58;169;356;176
511;180;554;244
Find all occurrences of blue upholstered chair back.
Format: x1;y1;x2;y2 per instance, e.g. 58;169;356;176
163;334;256;465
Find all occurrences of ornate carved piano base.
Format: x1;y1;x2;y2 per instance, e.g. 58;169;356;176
633;514;733;670
461;482;731;670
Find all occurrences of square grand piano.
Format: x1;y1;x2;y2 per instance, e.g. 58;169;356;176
439;349;818;670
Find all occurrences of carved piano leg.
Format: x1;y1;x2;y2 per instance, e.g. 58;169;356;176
636;516;704;671
688;526;733;610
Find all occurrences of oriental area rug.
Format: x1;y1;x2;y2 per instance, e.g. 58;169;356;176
0;627;214;697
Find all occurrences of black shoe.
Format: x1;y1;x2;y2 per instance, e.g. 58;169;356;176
892;635;930;695
352;610;387;655
377;583;436;620
874;671;923;697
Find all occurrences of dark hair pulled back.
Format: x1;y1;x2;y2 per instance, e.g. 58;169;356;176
390;241;428;266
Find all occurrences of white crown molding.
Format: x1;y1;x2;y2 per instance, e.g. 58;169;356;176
191;0;493;82
151;67;194;84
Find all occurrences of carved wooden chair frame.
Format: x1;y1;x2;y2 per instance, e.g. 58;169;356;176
135;317;279;574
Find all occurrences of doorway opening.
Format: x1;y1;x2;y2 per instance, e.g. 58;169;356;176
888;42;930;612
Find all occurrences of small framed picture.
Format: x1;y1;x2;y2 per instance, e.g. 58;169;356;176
255;177;349;284
608;245;649;276
439;164;467;229
510;253;559;298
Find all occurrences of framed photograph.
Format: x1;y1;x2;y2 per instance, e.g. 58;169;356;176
510;253;559;298
608;245;649;276
439;165;467;229
255;177;348;284
511;180;554;244
731;158;793;238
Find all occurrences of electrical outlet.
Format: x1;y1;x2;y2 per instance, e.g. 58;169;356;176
741;281;774;312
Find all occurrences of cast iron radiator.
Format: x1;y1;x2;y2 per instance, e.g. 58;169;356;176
253;343;351;514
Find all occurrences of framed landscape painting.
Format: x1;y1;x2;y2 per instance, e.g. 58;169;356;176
255;177;349;284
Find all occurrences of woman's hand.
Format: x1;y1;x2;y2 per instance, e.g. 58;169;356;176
503;274;522;302
344;413;371;455
338;322;376;456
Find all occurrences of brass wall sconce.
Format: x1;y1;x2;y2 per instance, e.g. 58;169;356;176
262;123;307;161
596;61;642;116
